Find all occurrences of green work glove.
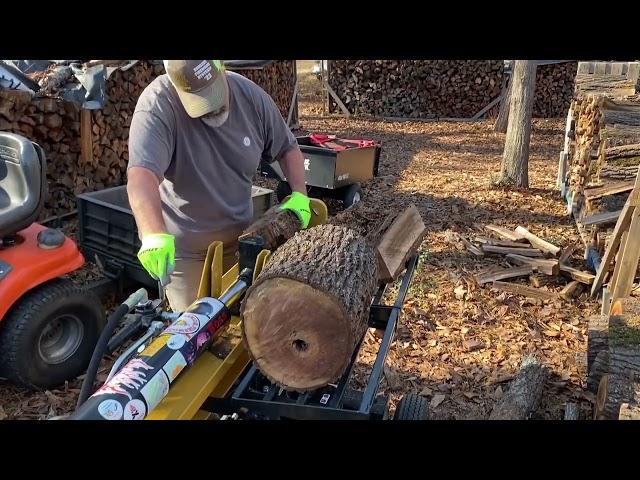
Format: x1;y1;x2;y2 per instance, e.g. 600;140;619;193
280;191;311;229
137;233;175;285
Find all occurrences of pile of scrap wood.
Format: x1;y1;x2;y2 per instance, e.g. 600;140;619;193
450;224;595;302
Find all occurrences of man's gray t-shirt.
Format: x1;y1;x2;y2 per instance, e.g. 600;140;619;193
128;72;297;258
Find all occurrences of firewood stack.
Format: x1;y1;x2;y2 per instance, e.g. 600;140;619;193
533;62;578;118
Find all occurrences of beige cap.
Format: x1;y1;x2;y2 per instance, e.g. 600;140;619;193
163;60;227;118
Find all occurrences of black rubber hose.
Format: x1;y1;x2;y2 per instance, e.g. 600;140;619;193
76;303;129;408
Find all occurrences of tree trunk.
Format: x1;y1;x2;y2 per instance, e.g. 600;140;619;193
497;60;537;188
241;224;378;391
489;355;547;420
494;71;513;133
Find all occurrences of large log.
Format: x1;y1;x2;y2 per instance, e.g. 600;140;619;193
239;206;301;251
489;355;547;420
241;224;379;391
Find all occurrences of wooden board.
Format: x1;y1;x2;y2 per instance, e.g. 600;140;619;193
579;210;622;226
506;254;559;276
560;281;583;301
560;265;595;285
514;226;561;256
475;266;534;286
584;181;635;201
376;204;427;282
491;281;558;301
485;224;524;242
474;236;531;248
481;245;544;257
610;207;640;300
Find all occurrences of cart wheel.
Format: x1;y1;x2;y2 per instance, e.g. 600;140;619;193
342;183;362;208
394;394;430;420
276;181;292;202
0;278;105;390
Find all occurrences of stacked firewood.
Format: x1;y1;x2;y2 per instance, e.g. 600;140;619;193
327;60;505;118
533;62;578;118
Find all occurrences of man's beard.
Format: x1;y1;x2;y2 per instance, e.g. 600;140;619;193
201;106;229;128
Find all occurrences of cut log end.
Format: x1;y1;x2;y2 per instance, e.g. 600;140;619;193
242;277;352;391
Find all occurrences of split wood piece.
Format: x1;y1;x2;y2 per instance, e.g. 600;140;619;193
241;225;378;392
619;403;640;420
491;281;558;302
239;205;301;251
559;243;579;265
583;181;635;201
459;236;484;258
376;204;426;283
579;210;622;226
560;265;595;285
514;226;561;256
482;245;544;257
560;281;583;301
485;224;525;242
488;355;547;420
475;266;533;286
591;203;636;295
474;236;530;248
610;206;640;301
506;254;559;276
594;298;640;419
608;230;629;298
602;287;612;315
529;274;558;288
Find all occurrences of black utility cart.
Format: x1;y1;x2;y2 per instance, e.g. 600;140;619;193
224;254;429;420
261;135;381;208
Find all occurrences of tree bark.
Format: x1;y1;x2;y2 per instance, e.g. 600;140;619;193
497;60;537;188
240;205;301;251
241;224;379;391
489;355;547;420
494;71;513;133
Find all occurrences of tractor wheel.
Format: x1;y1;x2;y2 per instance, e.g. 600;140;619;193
393;394;430;420
0;278;104;390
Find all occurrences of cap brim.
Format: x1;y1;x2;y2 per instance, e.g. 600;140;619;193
176;72;227;118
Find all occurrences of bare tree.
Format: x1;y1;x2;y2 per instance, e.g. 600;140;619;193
496;60;537;188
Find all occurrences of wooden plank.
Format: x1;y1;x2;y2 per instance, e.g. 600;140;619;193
474;236;531;248
560;281;583;301
286;78;299;127
577;62;591;75
559;243;579;265
80;109;93;164
472;94;504;120
375;204;426;283
514;226;561;256
579;210;622;226
602;287;611;315
591;203;636;296
506;254;559;276
610;63;624;76
557;151;568;190
560;265;595;285
491;281;558;301
627;63;640;84
485;224;524;242
610;207;640;300
609;230;629;296
583;181;635;201
323;79;350;117
458;235;484;258
482;245;544;257
476;266;534;286
595;63;606;75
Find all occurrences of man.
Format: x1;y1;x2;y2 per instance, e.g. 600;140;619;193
127;60;310;312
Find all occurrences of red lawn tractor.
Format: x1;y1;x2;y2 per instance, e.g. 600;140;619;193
0;132;104;390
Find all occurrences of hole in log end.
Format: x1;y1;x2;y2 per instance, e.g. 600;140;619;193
242;277;353;391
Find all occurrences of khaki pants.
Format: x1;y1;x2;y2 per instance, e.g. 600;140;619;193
165;245;238;313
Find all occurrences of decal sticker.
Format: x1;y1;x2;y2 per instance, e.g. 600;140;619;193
195;330;211;351
94;358;154;400
164;313;200;336
123;399;146;420
167;334;187;350
98;399;123;420
139;335;169;357
181;341;197;365
162;351;187;382
140;371;170;412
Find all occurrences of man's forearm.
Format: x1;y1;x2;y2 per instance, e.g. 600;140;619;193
127;166;167;237
278;147;307;194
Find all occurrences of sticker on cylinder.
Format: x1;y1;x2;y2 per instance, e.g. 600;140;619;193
167;334;187;350
123;399;146;420
139;335;170;357
140;371;170;412
164;313;200;336
94;358;154;400
162;351;187;382
98;399;123;420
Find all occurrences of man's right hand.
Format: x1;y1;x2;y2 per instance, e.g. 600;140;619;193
137;233;175;286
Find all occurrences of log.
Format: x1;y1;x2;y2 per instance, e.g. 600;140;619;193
241;224;378;391
560;265;595;285
475;266;533;285
484;224;525;242
560;281;583;301
579;210;621;226
490;281;558;302
506;254;559;276
474;236;528;248
376;204;426;282
482;245;544;257
489;355;547;420
239;206;301;251
564;402;579;420
514;226;561;256
583;181;635;201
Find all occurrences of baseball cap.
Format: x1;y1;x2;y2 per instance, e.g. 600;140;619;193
163;60;228;118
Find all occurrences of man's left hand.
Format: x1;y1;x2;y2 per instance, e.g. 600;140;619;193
280;191;311;228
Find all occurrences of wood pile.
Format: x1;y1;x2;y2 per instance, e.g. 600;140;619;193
327;60;505;119
533;62;577;118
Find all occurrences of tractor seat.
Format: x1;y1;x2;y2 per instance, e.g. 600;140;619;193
0;132;47;239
